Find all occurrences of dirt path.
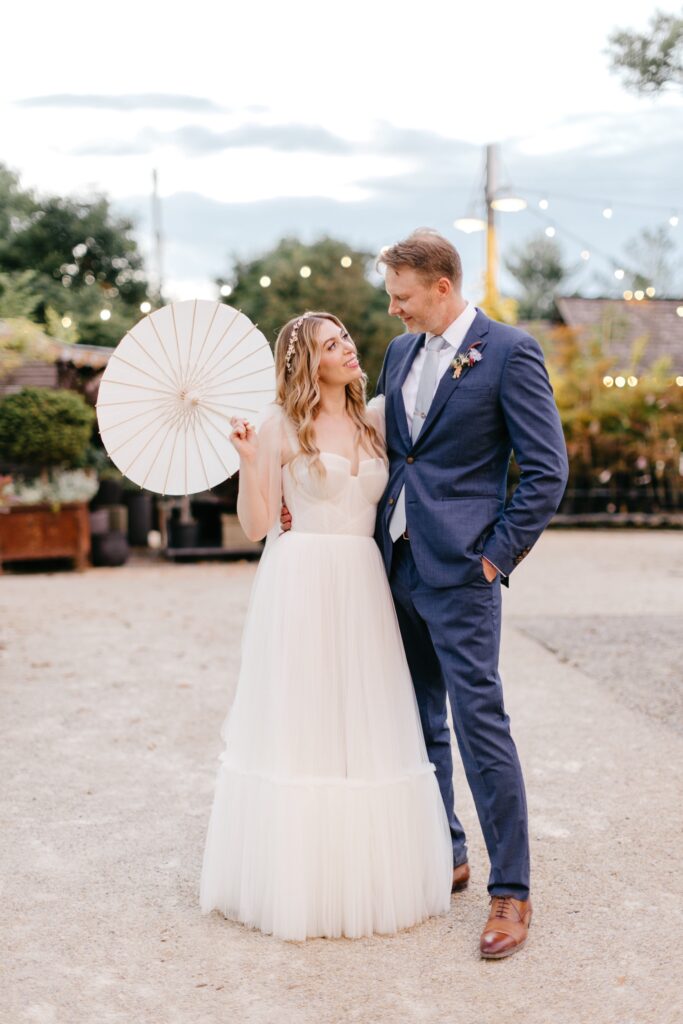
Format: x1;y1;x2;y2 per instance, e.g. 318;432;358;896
2;531;682;1024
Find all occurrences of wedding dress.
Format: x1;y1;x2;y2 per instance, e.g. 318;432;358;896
199;399;452;940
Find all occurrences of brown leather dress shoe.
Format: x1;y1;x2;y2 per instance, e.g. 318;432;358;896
480;896;532;959
451;862;470;893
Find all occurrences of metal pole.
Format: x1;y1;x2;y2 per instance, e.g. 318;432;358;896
151;169;164;305
484;143;499;309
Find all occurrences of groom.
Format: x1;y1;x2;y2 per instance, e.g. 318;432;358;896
375;229;568;959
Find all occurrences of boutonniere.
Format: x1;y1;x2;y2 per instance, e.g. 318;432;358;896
452;342;483;379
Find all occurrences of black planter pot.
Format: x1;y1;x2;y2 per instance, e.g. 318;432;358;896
126;491;153;546
91;530;129;567
93;478;124;506
169;521;200;548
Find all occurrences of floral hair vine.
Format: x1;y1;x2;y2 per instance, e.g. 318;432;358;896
285;313;310;375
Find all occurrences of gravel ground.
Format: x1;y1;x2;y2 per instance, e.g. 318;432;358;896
1;530;682;1024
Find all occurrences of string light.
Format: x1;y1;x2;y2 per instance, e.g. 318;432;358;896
615;376;626;388
61;316;72;328
539;198;549;210
670;215;679;227
603;207;613;219
340;256;353;268
99;309;111;321
259;276;271;288
623;290;633;300
454;217;486;233
581;250;590;261
140;301;152;313
676;376;683;386
545;225;556;238
634;290;644;300
676;307;683;318
299;266;311;278
614;268;625;280
603;375;614;387
627;376;638;387
220;284;232;297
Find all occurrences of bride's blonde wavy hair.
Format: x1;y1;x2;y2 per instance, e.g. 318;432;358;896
273;311;385;477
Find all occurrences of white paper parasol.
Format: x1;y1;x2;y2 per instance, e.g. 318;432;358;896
96;300;275;495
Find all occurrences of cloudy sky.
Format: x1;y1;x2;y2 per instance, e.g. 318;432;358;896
3;0;682;301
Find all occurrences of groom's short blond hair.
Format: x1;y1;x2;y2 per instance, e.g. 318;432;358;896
378;229;463;288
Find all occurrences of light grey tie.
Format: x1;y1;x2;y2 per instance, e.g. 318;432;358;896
389;335;447;541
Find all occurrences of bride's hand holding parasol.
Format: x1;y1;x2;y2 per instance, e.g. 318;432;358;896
229;417;257;463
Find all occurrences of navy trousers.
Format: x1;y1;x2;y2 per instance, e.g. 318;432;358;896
389;538;530;899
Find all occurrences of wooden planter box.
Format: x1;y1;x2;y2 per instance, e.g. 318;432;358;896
0;502;90;572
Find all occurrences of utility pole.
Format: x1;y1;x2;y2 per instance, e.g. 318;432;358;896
483;143;500;311
151;169;164;306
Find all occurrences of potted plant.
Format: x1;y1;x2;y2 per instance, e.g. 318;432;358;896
168;494;200;549
0;387;96;570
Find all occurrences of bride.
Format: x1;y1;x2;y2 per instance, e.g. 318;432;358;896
199;310;452;940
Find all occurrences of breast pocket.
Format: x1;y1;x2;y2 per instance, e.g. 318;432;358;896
452;384;492;403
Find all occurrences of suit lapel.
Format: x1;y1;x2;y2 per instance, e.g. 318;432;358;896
413;310;491;449
390;333;424;450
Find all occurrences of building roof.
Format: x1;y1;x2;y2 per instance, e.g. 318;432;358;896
555;297;682;370
54;343;113;369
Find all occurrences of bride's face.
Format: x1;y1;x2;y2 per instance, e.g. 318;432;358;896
316;322;362;386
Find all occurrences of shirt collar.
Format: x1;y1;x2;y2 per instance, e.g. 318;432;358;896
426;302;477;351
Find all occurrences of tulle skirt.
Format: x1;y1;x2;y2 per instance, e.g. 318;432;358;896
199;531;452;940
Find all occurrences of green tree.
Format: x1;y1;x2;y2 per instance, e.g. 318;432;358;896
0;165;36;239
607;9;683;94
220;236;398;390
0;163;151;346
623;225;680;295
504;234;569;320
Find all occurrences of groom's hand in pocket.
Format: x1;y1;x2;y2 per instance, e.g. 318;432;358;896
481;556;499;583
280;501;292;532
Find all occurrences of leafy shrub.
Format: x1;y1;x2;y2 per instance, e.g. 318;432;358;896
0;387;95;469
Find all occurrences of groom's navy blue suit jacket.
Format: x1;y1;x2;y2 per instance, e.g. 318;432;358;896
374;309;569;588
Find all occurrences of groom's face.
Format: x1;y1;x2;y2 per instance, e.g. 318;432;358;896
384;267;442;334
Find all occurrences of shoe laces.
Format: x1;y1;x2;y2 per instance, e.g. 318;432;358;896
491;896;515;920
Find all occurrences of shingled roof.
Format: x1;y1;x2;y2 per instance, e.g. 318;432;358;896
555;297;683;371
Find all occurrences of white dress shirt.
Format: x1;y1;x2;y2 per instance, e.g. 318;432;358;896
401;302;478;434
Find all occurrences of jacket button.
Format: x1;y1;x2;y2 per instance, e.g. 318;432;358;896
406;456;415;464
388;497;395;506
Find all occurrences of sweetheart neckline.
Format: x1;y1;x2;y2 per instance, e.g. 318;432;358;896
284;451;385;480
